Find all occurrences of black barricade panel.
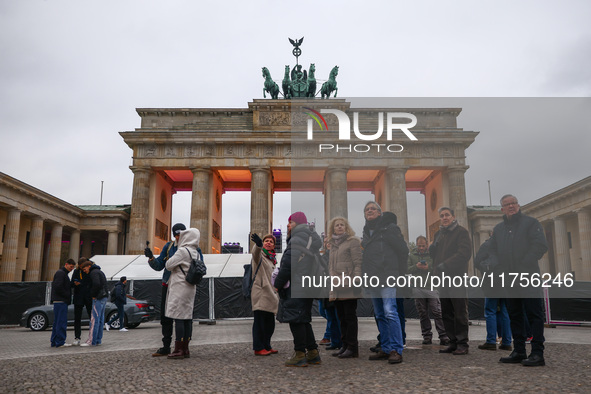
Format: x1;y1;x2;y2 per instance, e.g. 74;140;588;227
0;282;47;325
214;278;252;318
547;281;591;322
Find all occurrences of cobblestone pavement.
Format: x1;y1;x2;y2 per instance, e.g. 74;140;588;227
1;318;590;393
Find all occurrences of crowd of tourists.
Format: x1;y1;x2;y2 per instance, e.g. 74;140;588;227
49;193;548;368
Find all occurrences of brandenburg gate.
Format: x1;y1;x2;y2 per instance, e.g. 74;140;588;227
120;99;477;255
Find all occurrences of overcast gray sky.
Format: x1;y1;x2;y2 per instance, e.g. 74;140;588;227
1;0;590;250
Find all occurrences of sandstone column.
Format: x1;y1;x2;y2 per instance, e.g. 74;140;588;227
479;231;491;247
45;223;63;281
539;252;551;275
446;166;470;230
69;230;81;261
107;230;119;255
0;208;21;282
128;166;152;254
576;209;591;281
386;167;409;242
81;233;93;259
250;167;272;242
191;167;212;254
553;216;572;276
324;167;349;222
24;217;44;282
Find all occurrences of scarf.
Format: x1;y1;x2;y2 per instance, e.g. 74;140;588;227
440;220;458;233
262;247;277;266
331;233;348;246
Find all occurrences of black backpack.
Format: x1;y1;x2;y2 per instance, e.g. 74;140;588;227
180;247;207;285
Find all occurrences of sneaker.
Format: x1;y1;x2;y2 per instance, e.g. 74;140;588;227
306;349;321;365
57;343;72;348
319;338;331;345
254;349;271;356
72;339;81;346
104;323;110;331
80;343;91;347
119;328;128;332
285;351;307;367
526;336;533;344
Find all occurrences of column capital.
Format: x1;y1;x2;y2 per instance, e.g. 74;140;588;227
446;165;470;173
325;166;349;174
249;166;271;174
386;166;409;174
129;165;152;174
190;166;212;174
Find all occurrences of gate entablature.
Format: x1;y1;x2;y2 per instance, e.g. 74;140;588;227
121;99;477;254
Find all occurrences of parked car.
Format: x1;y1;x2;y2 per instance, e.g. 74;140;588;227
20;296;156;331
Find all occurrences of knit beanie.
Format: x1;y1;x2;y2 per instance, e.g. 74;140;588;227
288;211;308;225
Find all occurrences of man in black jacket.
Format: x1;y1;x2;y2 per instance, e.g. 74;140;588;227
106;276;128;331
50;259;76;348
430;207;472;355
491;194;548;367
71;257;92;346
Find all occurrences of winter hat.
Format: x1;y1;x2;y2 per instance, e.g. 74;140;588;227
172;223;186;235
288;211;308;225
120;276;127;282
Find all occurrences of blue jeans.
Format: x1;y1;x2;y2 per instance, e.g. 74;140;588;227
318;300;341;347
87;297;107;345
485;298;511;346
370;287;403;354
108;304;125;329
50;302;68;347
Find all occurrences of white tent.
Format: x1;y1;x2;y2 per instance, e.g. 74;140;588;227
90;254;283;280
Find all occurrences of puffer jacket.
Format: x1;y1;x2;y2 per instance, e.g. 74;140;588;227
165;228;202;320
88;264;108;300
328;235;363;300
361;212;409;281
275;224;322;323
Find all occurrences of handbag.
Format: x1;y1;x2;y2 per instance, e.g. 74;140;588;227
179;247;207;285
242;257;262;299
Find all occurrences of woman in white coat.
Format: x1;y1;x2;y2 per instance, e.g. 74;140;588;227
165;228;202;359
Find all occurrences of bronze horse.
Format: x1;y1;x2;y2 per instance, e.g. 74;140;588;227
307;63;316;98
262;67;279;99
321;66;338;99
282;65;292;99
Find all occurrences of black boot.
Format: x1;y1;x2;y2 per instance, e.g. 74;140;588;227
152;347;171;357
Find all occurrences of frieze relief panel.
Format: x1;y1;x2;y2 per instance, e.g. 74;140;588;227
259;112;291;126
